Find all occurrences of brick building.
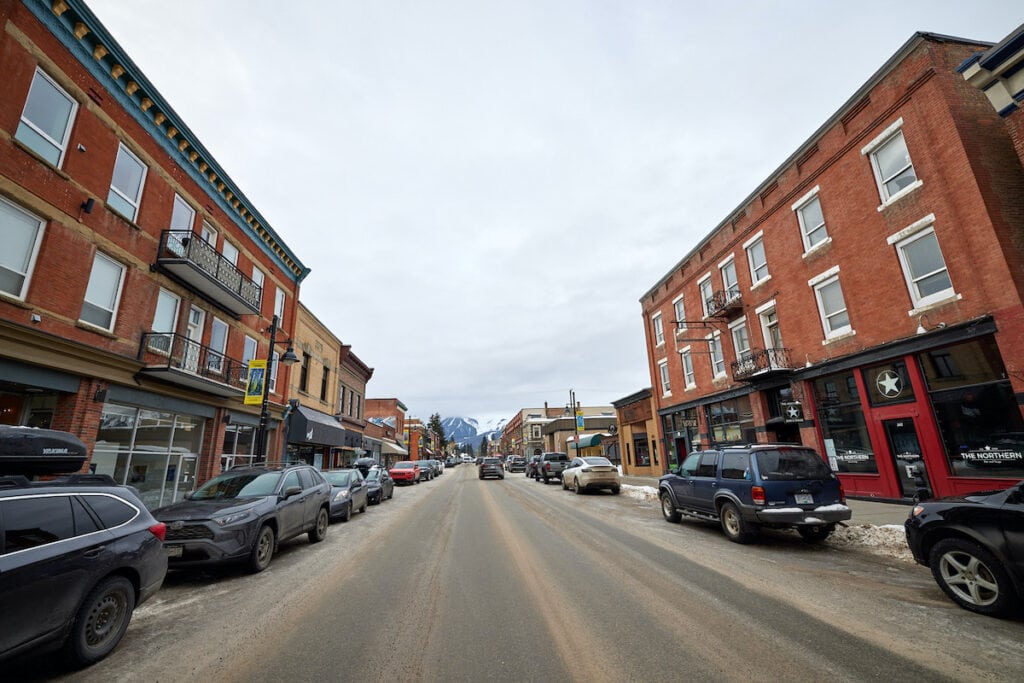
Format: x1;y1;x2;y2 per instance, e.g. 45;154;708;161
365;398;409;466
0;0;308;508
640;31;1024;501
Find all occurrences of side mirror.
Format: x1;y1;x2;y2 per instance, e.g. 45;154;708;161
283;485;303;498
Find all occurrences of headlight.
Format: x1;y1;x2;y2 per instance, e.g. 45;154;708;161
213;510;253;526
334;490;350;502
911;505;924;518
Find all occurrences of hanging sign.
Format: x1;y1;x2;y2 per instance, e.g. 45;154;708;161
244;360;267;405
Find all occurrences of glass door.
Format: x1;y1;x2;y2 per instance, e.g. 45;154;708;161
169;455;197;504
184;306;204;372
883;418;932;500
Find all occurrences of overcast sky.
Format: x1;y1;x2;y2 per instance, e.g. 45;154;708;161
87;0;1021;426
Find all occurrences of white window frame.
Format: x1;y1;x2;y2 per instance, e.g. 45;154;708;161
275;286;286;321
208;316;229;374
698;275;713;318
269;350;280;394
861;118;922;207
107;142;147;222
658;360;671;396
243;335;258;367
201;221;218;246
707;332;726;378
171;194;196;231
652;312;664;347
80;251;126;332
680;347;695;389
729;316;751;361
150;287;180;354
792;186;831;255
222;241;239;267
672;295;687;334
719;256;739;301
0;197;46;301
743;231;769;286
809;267;853;341
16;68;78;167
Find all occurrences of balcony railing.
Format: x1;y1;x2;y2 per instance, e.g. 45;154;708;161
137;332;248;397
706;288;743;318
731;347;795;381
156;231;262;316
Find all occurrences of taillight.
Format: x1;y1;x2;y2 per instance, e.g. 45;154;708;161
545;463;551;471
838;482;846;504
751;486;766;505
149;522;167;542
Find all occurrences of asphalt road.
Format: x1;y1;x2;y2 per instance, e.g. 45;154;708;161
14;464;1024;682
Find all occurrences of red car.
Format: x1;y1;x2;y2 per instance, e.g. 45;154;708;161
389;461;421;485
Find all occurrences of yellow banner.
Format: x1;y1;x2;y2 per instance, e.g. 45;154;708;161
244;360;267;405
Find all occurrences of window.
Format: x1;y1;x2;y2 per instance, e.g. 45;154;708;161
201;221;218;246
720;258;739;300
275;287;286;321
744;234;769;284
863;119;918;203
222;241;239;266
708;333;726;377
150;288;180;353
80;252;125;331
658;360;670;395
699;276;713;317
321;366;330;402
2;496;76;552
672;296;686;332
730;318;751;361
760;305;784;357
269;351;280;393
794;189;829;252
243;335;258;367
721;453;749;480
339;386;346;415
695;452;718;477
893;225;954;309
299;352;311;392
652;313;664;346
680;348;695;388
170;194;195;230
107;143;147;221
810;268;852;339
208;317;228;374
0;197;45;300
16;68;78;167
251;266;264;302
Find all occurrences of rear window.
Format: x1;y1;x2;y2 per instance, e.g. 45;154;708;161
544;454;568;462
483;458;500;464
583;457;611;466
83;493;138;528
754;449;831;480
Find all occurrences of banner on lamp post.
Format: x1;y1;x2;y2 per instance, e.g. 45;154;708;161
244;360;267;405
575;411;584;431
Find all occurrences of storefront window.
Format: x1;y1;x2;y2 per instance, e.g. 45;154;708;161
633;435;650;466
814;371;878;473
864;359;915;406
921;338;1024;479
706;396;754;445
222;424;256;470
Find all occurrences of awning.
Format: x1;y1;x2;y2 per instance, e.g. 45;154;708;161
289;406;346;447
381;440;408;456
568;433;608;449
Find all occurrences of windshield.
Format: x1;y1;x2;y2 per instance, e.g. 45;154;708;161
583;457;612;466
325;471;351;486
190;471;280;499
393;462;415;469
754;449;831;480
365;470;381;481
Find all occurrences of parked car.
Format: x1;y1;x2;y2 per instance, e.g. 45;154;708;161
420;461;436;481
445;456;457;468
427;459;443;476
658;445;851;544
364;467;395;504
0;426;167;666
153;463;331;573
535;452;571;484
479;457;504;480
525;455;540;478
507;456;527;473
562;456;621;494
323;469;369;522
389;461;421;485
905;480;1024;616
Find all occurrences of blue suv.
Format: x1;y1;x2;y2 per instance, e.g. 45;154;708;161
659;444;851;544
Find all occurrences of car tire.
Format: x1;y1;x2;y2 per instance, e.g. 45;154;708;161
339;502;352;523
562;477;569;490
248;525;276;573
660;492;681;523
797;524;834;543
611;486;621;495
929;537;1018;616
360;501;367;513
573;478;583;495
542;474;549;485
719;501;755;544
65;575;136;666
309;507;328;543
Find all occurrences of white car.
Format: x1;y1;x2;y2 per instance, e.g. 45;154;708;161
561;456;621;495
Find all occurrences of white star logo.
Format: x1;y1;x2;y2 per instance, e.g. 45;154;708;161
786;406;800;418
876;370;902;398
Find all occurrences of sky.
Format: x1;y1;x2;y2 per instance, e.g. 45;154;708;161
86;0;1023;426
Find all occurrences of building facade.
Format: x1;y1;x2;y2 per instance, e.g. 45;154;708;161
640;31;1024;502
0;0;308;508
612;388;662;476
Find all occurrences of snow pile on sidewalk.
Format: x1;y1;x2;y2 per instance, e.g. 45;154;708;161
829;523;913;561
623;484;658;502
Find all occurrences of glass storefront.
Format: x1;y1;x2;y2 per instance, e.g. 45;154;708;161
920;338;1024;479
221;424;256;470
813;370;878;474
706;395;755;445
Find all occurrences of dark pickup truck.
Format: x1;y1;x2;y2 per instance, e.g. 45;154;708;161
534;452;571;484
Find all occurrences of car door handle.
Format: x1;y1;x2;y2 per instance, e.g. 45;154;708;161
84;547;106;558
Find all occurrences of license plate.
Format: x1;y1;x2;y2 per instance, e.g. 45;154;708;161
795;493;813;505
166;545;183;557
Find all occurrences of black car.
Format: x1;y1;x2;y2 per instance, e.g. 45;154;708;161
0;426;167;666
153;463;331;573
364;467;394;504
905;480;1024;616
479;457;504;480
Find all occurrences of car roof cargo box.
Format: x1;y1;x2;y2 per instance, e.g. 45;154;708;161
354;457;376;475
0;425;88;475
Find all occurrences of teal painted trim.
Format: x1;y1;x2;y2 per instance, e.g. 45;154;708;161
23;0;310;283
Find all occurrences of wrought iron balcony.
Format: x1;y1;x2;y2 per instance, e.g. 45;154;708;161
706;288;743;318
137;332;247;397
156;231;262;316
731;347;795;382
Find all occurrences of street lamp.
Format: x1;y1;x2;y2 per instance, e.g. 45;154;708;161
255;314;299;462
566;389;580;455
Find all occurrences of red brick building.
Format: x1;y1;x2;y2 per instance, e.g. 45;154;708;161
0;0;308;508
640;31;1024;501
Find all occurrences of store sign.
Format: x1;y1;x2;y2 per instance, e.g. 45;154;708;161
875;370;903;398
780;400;803;423
962;446;1024;465
835;450;871;462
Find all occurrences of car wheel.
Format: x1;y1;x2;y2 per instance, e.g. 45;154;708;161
719;501;755;544
309;507;328;543
542;474;549;484
360;501;367;513
573;478;583;495
339;502;352;523
660;492;681;523
65;575;136;665
248;525;276;573
611;486;621;495
929;537;1018;616
562;477;569;490
797;524;834;543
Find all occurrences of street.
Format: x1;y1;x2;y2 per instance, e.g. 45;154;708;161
13;464;1024;682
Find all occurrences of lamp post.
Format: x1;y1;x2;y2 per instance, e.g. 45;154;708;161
255;315;299;463
567;388;580;454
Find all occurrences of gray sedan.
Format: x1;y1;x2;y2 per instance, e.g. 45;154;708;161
324;469;369;522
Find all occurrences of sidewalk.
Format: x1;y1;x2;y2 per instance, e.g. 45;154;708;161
620;475;911;527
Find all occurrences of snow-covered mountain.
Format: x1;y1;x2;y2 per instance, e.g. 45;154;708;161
442;416;506;450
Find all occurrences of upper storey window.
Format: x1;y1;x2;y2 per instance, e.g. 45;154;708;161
16;68;78;167
793;187;829;253
862;119;920;206
108;143;147;221
1;198;45;300
652;313;664;346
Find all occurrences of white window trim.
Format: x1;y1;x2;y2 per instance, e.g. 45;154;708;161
274;287;286;321
793;187;831;255
728;316;750;361
80;252;126;332
658;360;671;396
876;179;923;211
107;142;147;221
243;335;258;366
812;274;854;342
705;331;727;379
671;294;687;334
808;265;841;288
717;253;736;270
18;68;78;168
892;224;958;311
754;299;777;316
886;213;936;245
0;196;46;301
802;235;833;259
679;346;696;389
791;185;821;212
652;312;665;347
744;232;770;287
698;274;713;318
861;118;922;208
